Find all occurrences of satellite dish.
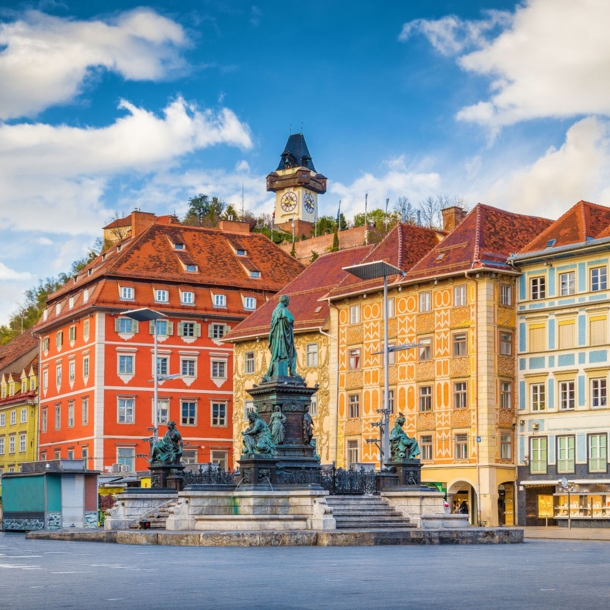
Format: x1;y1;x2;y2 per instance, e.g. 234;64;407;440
560;477;569;488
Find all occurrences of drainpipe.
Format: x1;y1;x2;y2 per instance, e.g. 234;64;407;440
325;304;341;466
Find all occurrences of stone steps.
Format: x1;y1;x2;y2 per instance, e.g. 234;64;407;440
129;504;174;530
194;514;309;531
326;495;413;530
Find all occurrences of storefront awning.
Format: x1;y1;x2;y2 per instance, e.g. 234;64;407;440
520;479;610;486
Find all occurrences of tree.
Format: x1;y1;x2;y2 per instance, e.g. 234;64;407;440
310;251;319;263
182;194;227;228
329;226;339;252
290;242;297;257
394;197;417;224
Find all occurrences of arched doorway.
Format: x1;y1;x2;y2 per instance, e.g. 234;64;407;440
447;480;478;525
498;481;515;526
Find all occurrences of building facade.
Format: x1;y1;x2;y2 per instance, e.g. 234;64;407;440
328;206;552;526
511;201;610;527
34;212;303;473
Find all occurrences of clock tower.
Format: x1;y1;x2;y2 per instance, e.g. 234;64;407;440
267;133;327;226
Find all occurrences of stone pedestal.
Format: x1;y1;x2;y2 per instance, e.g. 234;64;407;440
381;489;447;528
150;463;185;491
384;459;425;488
238;457;278;489
103;490;177;530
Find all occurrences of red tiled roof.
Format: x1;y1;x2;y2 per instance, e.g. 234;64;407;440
520;200;610;253
103;217;132;230
0;332;38;373
327;223;443;299
35;221;304;331
226;245;374;341
404;204;552;281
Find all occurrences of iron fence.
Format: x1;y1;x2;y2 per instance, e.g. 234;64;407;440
183;463;240;486
321;464;377;495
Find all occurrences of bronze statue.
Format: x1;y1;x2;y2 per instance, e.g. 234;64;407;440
151;421;183;465
262;295;297;381
389;413;420;460
270;404;286;445
241;410;276;458
303;404;314;446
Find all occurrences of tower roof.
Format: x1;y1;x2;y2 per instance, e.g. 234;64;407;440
276;133;316;172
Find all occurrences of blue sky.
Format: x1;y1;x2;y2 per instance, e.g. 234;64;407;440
2;0;610;322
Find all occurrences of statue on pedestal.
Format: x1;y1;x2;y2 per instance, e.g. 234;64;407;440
242;411;276;458
270;404;286;445
389;413;420;461
262;295;298;381
303;404;314;446
151;421;183;465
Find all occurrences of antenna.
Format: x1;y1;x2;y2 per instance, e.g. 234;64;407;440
241;182;245;219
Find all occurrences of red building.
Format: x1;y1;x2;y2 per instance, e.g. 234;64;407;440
34;212;303;473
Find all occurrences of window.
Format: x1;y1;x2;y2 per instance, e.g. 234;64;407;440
81;448;88;463
83;319;90;340
0;413;4;426
530;437;547;473
67;402;74;427
211;451;228;470
69;360;75;382
419;386;432;412
157;399;169;425
310;395;318;416
591;267;607;292
209;324;226;339
306;343;319;367
388;343;396;365
118;398;135;423
181;359;196;377
121;286;134;300
559;272;575;296
181;401;197;425
68;325;76;342
43;337;50;352
30;377;36;391
236;249;247;256
420;435;433;461
455;434;468;459
151;320;170;336
181;291;195;305
56;331;63;348
180;322;196;337
348;349;361;370
590;317;607;346
244;297;256;310
589;434;607;472
83;289;89;303
55;405;61;430
155;289;169;303
214;294;226;308
348;394;360;418
156;357;169;377
9;436;15;454
531;276;546;300
41;409;47;433
245;352;255;374
68;449;74;460
183;450;197;464
19;434;26;453
119;354;134;375
531;384;546;411
83;356;90;378
419;338;431;361
69;297;74;309
174;243;185;250
250;271;261;279
388;389;395;414
0;438;3;455
592;378;607;408
529;325;546;352
10;410;16;425
20;408;27;424
211;402;227;426
117;448;135;472
500;284;512;306
211;360;227;379
501;434;512;460
186;265;197;273
56;365;62;386
419;291;431;312
454;285;466;307
500;332;513;356
557;436;575;473
349;305;360;325
453;333;467;356
454;382;467;409
244;400;254;417
82;398;88;425
388;298;395;318
559;381;575;410
347;440;359;467
500;382;512;409
118;318;134;334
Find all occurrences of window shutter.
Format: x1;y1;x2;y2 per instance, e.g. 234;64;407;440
133;320;139;333
194;323;202;338
149;320;155;334
167;322;174;335
558;322;575;349
224;325;231;336
177;322;184;337
115;318;121;332
529;325;545;352
208;324;214;338
590;317;607;346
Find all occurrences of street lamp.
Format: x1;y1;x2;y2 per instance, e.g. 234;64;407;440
121;308;168;457
559;477;576;530
343;260;404;465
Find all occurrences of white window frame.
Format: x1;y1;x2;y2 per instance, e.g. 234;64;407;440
181;358;196;378
181;291;195;305
419;291;431;312
419;386;432;412
454;434;468;460
118;397;135;424
453;333;467;356
181;400;197;426
531;383;546;412
500;284;512;306
454;285;466;307
155;289;169;303
83;356;90;378
591;378;607;408
211;450;228;470
120;286;134;301
214;294;227;308
82;398;89;425
348;394;360;418
67;401;74;428
347;439;359;467
20;408;27;424
348;348;361;370
117;447;135;472
559;271;575;296
244;351;255;375
118;354;134;375
500;331;513;356
531;276;546;300
19;433;26;453
500;382;512;409
557;435;575;473
349;304;360;325
211;359;227;380
501;434;512;460
454;382;467;409
244;297;256;310
530;437;548;474
591;266;607;292
211;401;228;427
420;435;433;461
559;381;575;410
589;434;608;473
306;343;319;367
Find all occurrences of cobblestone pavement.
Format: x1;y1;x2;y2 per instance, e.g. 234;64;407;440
1;533;609;609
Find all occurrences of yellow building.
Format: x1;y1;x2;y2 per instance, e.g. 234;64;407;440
327;206;552;526
226;246;372;465
0;333;39;475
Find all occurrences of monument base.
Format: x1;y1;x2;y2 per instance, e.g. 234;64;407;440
104;490;177;530
381;489;448;528
237;457;278;490
150;463;185;491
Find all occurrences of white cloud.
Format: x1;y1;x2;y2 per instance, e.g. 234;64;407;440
0;263;31;281
0;97;253;235
0;9;187;119
401;0;610;129
480;117;610;218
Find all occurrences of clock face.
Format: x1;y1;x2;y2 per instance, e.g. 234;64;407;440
280;191;298;212
303;192;315;213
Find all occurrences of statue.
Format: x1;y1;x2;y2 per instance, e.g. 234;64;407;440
270;404;286;445
151;421;183;465
303;404;314;446
262;295;298;381
241;410;276;458
389;413;420;461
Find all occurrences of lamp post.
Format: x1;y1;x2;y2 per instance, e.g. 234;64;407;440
121;308;168;457
559;477;576;530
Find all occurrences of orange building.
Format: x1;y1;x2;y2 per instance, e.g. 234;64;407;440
34;212;303;473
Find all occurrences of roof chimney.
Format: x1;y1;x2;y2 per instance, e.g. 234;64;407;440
441;206;467;233
218;220;251;234
131;211;156;237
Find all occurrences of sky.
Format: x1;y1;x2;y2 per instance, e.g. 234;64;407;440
3;0;610;323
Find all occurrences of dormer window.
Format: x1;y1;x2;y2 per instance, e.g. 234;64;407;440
155;289;169;303
120;287;134;301
83;289;89;303
102;254;107;261
43;310;49;321
186;264;197;273
69;297;74;309
244;297;256;310
174;243;185;250
236;249;247;256
250;271;261;279
55;303;61;315
181;291;195;305
88;269;93;276
73;276;78;284
214;294;226;308
117;245;122;252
